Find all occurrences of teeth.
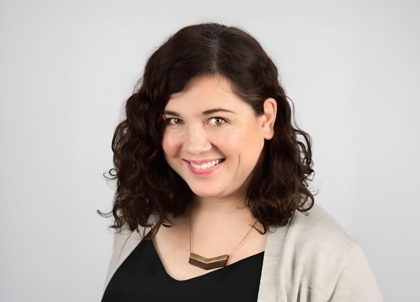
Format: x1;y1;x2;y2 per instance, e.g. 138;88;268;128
190;159;222;170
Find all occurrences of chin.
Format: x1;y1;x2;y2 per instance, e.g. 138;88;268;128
188;186;224;198
190;190;220;198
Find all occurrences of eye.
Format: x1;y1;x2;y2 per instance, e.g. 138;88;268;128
208;117;226;125
166;117;183;125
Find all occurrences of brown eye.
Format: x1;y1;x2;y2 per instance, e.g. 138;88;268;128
209;117;226;125
167;118;183;125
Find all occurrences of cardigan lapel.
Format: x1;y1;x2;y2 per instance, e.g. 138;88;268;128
257;225;289;302
104;226;149;289
115;230;143;269
257;212;296;302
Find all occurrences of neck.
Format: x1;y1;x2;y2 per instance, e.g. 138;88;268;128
192;195;248;214
189;196;255;226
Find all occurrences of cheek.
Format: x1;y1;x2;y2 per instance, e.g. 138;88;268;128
236;128;265;165
161;132;178;157
230;125;264;150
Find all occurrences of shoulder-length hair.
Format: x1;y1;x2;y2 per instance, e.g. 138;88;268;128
100;23;314;233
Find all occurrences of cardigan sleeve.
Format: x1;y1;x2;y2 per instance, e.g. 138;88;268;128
330;243;383;302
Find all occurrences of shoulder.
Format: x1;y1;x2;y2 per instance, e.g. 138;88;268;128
290;204;356;255
283;204;361;275
276;204;382;301
111;215;159;249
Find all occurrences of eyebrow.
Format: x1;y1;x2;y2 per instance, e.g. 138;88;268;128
163;108;236;116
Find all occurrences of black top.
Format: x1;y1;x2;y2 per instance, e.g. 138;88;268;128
102;238;264;302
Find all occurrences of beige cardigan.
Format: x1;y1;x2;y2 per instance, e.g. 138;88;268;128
104;205;382;301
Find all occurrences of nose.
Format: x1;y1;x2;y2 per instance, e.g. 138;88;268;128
183;125;211;155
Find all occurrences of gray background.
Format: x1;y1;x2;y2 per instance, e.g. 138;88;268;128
1;0;419;301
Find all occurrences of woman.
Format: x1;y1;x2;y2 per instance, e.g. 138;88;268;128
101;23;382;301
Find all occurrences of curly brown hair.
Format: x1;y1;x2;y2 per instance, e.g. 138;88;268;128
99;23;314;233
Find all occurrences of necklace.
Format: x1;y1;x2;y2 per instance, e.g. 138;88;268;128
188;213;257;270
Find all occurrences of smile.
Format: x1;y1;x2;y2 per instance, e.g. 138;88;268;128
188;159;224;170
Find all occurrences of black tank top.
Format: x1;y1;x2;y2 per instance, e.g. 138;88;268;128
102;238;264;302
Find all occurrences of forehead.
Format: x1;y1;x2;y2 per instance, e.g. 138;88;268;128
166;75;242;108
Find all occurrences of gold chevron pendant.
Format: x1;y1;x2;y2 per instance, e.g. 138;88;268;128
188;252;229;270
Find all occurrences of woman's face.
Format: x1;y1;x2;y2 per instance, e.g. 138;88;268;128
162;75;276;200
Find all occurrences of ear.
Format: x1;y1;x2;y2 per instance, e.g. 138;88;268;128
259;98;277;140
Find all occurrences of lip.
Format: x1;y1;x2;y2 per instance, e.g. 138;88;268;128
184;159;224;176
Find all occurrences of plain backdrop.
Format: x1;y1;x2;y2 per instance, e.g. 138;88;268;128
1;0;419;301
